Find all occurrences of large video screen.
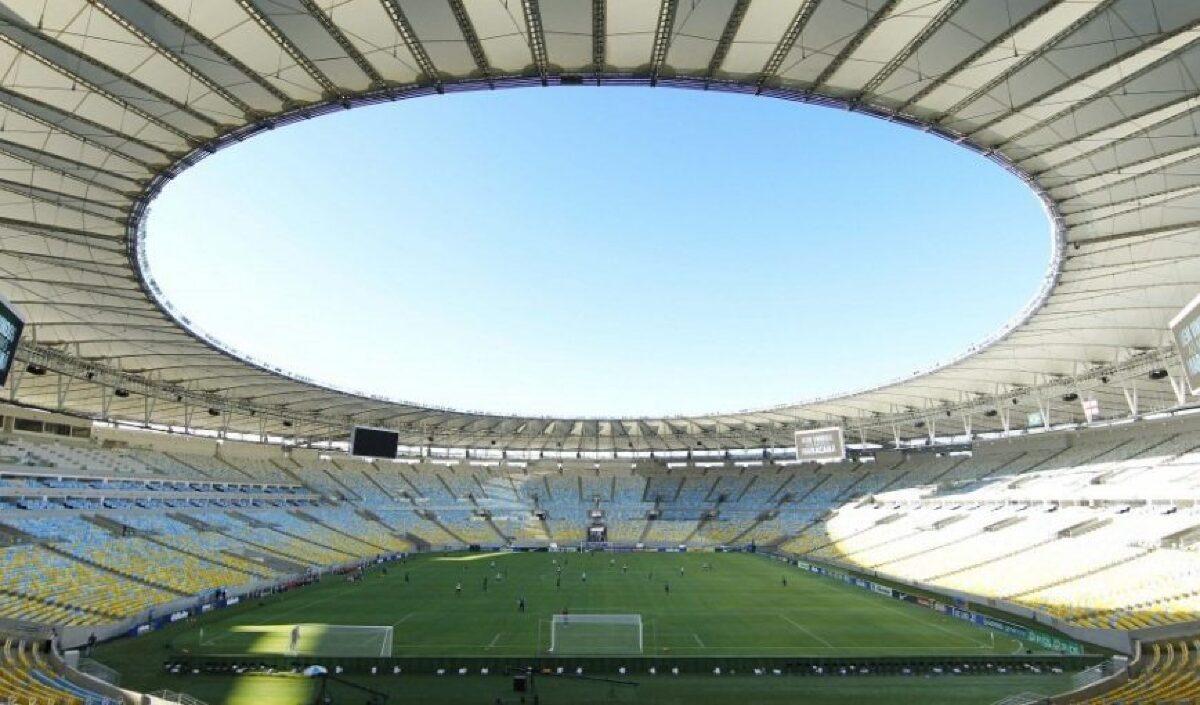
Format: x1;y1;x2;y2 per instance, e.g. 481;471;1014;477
1170;292;1200;395
350;426;399;459
795;426;846;462
0;294;24;388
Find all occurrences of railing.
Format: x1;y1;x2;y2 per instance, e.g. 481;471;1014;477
76;658;119;685
991;693;1051;705
148;689;209;705
1070;661;1113;691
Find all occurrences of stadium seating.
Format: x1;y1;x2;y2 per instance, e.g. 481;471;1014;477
0;638;117;705
1084;640;1200;704
0;420;1196;641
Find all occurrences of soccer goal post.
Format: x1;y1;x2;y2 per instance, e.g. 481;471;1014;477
283;624;393;657
549;614;642;655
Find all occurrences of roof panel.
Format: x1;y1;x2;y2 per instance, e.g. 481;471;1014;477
540;0;592;72
316;0;423;85
604;0;658;71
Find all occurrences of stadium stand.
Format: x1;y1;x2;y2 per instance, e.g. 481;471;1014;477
1;638;116;705
1084;640;1200;704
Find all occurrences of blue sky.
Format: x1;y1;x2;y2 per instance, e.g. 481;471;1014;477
146;87;1049;417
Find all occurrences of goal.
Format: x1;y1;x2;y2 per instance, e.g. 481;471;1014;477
549;614;642;655
283;624;393;657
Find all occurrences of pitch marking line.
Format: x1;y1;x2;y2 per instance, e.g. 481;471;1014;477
485;633;502;649
778;612;834;648
693;633;705;648
865;598;991;648
392;613;415;628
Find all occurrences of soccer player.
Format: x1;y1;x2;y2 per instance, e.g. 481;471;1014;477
679;566;684;576
483;576;488;591
518;596;526;613
622;564;628;574
581;571;587;583
456;582;462;596
781;576;788;587
664;582;670;595
289;625;300;654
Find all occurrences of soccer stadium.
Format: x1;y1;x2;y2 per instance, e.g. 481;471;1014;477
0;0;1198;704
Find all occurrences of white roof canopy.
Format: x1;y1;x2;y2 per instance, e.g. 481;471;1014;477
0;0;1197;450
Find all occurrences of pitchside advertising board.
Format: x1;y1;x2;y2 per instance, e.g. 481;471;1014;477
794;426;846;462
349;426;399;459
0;293;23;388
1170;292;1200;395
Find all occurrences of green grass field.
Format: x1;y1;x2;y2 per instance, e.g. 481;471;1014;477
94;551;1083;704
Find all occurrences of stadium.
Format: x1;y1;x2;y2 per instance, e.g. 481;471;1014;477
0;0;1198;704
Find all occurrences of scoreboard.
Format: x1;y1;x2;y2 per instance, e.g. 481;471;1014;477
1169;292;1200;395
794;426;846;462
349;426;399;459
0;293;24;387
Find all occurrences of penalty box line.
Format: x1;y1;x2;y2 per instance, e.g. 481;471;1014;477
778;612;835;648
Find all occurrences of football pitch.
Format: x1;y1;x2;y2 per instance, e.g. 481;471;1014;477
94;552;1086;704
175;551;1019;657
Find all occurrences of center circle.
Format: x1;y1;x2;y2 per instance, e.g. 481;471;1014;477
144;88;1050;418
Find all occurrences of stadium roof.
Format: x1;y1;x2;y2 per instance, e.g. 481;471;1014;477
1;0;1199;451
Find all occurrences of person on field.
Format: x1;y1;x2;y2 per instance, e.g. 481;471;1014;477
782;576;788;587
664;582;670;595
456;582;462;596
518;596;526;613
581;571;587;583
483;576;488;591
289;625;300;654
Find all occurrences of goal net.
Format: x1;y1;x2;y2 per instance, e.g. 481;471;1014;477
273;624;392;657
549;614;642;655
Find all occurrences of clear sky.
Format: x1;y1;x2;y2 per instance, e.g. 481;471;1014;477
146;87;1050;418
